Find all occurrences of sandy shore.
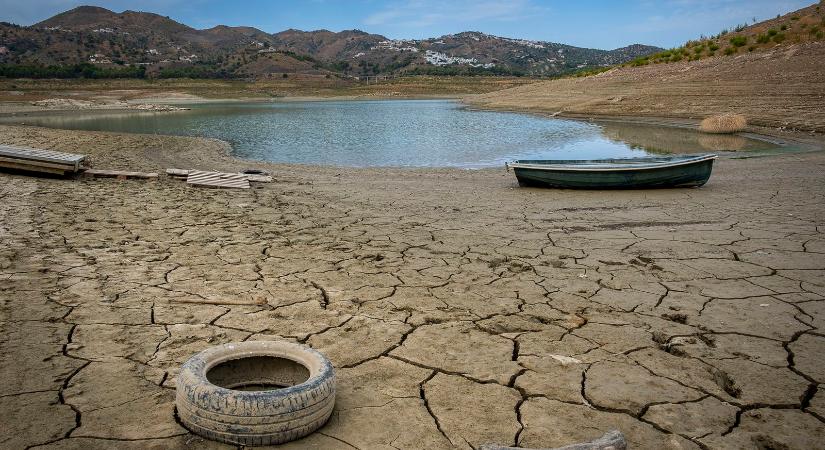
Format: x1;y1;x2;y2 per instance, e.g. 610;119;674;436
1;121;824;449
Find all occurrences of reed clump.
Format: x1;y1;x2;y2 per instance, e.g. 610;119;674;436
699;113;747;134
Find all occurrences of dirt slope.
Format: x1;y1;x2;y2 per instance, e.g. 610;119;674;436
468;41;825;133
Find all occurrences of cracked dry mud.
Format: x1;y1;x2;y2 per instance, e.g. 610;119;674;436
1;124;824;449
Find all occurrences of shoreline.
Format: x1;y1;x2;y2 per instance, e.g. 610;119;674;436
0;97;820;174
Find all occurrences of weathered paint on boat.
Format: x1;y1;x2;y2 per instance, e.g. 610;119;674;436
507;154;717;189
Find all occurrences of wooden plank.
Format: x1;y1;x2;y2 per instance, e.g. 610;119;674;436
0;159;68;175
245;174;273;183
166;168;190;177
0;145;86;170
83;169;159;179
186;170;250;189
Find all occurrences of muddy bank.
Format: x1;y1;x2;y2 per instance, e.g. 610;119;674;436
1;124;824;449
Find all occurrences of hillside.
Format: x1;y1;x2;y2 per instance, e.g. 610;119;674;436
629;2;825;66
0;5;661;79
469;40;825;133
468;3;825;133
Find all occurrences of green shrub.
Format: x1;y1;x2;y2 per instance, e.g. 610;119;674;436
709;43;720;51
694;45;704;54
0;63;146;79
780;24;788;31
748;46;756;52
630;56;650;66
773;33;786;43
158;65;233;79
756;34;770;44
729;36;748;47
768;29;778;36
817;31;824;39
724;47;736;55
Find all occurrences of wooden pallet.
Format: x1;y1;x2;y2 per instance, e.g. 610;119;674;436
186;170;250;189
0;145;87;175
168;168;273;183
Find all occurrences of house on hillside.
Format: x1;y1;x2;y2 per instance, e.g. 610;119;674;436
89;53;111;64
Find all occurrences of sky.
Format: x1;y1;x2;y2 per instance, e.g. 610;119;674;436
0;0;815;49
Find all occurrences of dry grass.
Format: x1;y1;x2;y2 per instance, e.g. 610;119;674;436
699;113;748;134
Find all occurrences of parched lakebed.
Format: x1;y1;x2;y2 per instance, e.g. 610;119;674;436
1;122;823;449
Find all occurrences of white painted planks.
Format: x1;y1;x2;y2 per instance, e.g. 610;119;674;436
186;170;250;189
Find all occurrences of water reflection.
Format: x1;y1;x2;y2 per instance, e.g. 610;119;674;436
599;121;755;153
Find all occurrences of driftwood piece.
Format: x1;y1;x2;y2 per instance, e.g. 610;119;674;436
479;430;626;450
166;168;190;177
245;174;273;183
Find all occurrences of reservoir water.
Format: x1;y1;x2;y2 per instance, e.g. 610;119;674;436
4;99;780;168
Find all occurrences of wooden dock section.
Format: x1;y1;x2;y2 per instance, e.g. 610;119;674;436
0;145;87;175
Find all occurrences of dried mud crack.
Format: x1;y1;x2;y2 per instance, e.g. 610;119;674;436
1;124;824;449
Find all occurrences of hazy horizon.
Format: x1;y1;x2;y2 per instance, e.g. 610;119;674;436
0;0;815;50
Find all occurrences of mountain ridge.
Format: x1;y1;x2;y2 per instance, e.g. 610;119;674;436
2;5;663;78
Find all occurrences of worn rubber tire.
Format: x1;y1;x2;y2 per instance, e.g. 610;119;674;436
175;341;335;446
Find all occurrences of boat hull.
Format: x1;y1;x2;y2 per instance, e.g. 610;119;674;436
512;157;715;189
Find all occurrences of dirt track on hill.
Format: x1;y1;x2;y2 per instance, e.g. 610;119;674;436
1;124;824;449
469;41;825;134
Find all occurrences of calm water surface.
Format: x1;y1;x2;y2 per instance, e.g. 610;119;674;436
5;100;780;168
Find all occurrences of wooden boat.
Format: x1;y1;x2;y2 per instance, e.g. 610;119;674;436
506;154;717;189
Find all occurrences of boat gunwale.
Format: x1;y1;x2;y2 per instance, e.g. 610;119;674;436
507;154;717;172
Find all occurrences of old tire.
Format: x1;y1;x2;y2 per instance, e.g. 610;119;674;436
175;341;335;446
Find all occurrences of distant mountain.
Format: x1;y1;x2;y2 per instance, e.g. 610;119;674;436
269;30;664;76
0;5;663;78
